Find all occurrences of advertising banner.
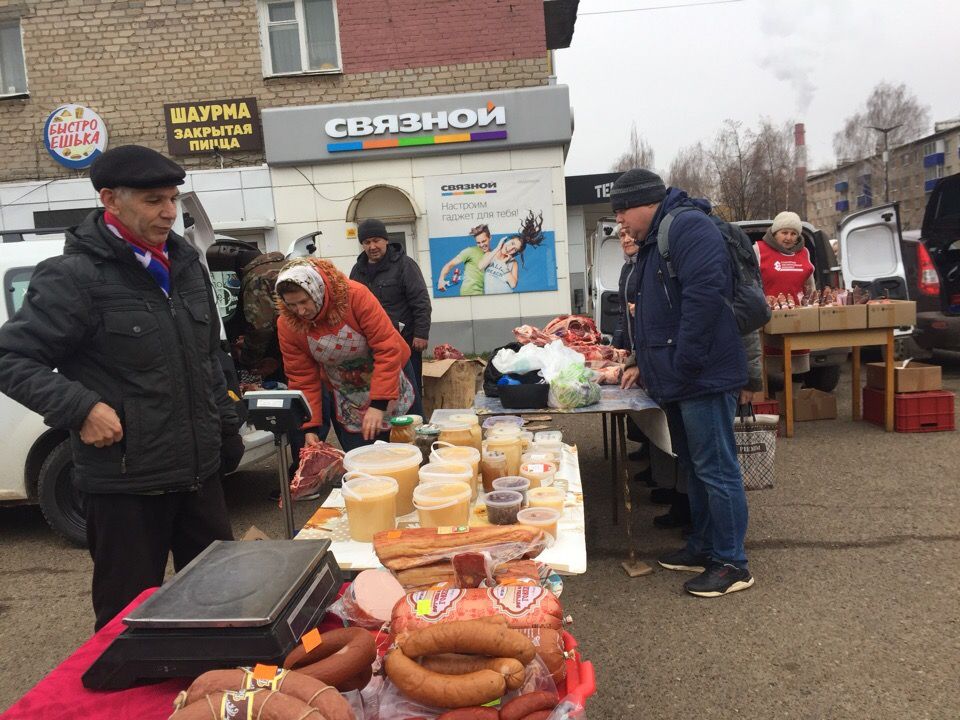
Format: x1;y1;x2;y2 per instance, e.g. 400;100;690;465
43;104;108;169
427;169;557;297
164;97;263;155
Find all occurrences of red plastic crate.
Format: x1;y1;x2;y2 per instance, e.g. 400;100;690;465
862;387;956;432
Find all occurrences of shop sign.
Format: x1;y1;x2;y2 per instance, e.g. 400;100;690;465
43;104;108;169
262;85;572;165
426;169;557;298
163;97;263;155
564;171;623;206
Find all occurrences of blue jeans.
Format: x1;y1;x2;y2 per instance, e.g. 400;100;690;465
664;392;748;567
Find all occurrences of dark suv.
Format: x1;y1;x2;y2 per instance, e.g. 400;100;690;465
900;173;960;352
736;219;846;391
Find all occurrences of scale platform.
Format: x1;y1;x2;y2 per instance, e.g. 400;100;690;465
82;539;342;689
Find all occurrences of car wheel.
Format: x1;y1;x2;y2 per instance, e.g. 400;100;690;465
37;441;87;547
804;365;841;392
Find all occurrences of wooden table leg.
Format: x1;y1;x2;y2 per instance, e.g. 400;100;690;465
601;414;609;460
885;329;895;432
760;332;769;400
851;345;861;420
784;336;794;437
609;413;619;524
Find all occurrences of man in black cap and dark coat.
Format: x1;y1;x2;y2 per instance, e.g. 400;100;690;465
0;144;242;629
349;217;432;394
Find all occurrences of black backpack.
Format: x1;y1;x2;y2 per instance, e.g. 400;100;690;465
656;206;771;334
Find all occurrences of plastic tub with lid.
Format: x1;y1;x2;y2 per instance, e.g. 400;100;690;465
492;475;530;504
341;473;398;541
418;461;473;489
413;481;472;528
448;413;482;452
534;430;563;444
519;461;556;489
342;443;423;516
430;442;481;500
526;485;565;513
485;432;522;476
437;421;474;450
481;415;524;430
517;506;561;540
485;490;523;525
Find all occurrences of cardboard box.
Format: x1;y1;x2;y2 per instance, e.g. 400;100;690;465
764;306;820;334
422;358;486;418
865;361;942;393
818;304;867;331
867;300;917;328
775;387;838;421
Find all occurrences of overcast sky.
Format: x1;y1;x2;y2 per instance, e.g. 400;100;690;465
555;0;960;177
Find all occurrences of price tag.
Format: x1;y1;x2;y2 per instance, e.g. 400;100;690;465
386;530;402;539
252;663;278;681
416;599;432;616
436;525;469;535
301;628;322;653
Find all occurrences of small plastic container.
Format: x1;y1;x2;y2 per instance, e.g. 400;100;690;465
418;461;473;489
518;430;534;452
342;443;423;516
534;430;563;444
517;506;561;540
413;481;472;528
486;424;522;439
480;450;508;493
485;433;522;476
522;450;560;467
492;475;530;504
438;421;474;450
526;485;565;513
484;490;523;525
430;442;481;500
389;415;416;444
519;461;557;489
482;415;524;430
341;473;398;542
531;439;564;460
449;413;483;453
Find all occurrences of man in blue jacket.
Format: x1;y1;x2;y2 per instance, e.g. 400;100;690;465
613;168;753;597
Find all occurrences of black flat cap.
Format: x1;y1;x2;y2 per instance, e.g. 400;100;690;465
90;145;186;191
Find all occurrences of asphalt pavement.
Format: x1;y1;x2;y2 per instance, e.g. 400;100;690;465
2;359;959;718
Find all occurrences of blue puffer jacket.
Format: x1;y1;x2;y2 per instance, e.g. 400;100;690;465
631;188;747;404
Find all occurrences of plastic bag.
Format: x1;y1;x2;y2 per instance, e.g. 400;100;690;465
290;442;344;499
538;340;588;383
547;364;601;410
492;342;548;374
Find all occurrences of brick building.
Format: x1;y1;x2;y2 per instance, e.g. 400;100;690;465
806;119;960;235
0;0;580;351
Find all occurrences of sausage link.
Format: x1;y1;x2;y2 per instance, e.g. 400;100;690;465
499;690;558;720
384;647;505;709
420;654;525;691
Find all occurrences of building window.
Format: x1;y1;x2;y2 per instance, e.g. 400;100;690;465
258;0;341;76
0;19;28;96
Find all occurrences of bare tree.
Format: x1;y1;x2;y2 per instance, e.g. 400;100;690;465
611;121;655;172
832;81;930;161
667;141;713;199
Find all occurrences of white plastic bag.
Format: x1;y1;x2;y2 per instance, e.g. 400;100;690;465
493;342;548;374
539;340;588;383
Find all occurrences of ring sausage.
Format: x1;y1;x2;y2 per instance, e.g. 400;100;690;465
384;647;506;709
284;628;377;691
400;619;535;665
168;689;324;719
420;654;525;691
499;690;557;720
173;668;355;720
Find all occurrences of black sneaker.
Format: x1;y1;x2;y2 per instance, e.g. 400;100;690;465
684;563;754;597
653;511;690;529
627;448;647;462
657;548;712;573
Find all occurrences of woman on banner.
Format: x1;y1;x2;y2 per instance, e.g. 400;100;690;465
479;211;544;294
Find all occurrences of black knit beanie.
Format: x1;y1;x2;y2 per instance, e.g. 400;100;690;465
357;218;388;243
610;169;667;211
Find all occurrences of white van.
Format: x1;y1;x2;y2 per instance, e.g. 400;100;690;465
0;195;275;545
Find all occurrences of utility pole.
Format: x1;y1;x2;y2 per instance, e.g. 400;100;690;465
866;124;902;203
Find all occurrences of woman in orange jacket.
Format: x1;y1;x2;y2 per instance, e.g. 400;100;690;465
275;257;416;451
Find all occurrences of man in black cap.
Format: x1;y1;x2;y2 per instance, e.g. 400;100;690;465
0;144;242;629
612;168;753;598
349;217;432;394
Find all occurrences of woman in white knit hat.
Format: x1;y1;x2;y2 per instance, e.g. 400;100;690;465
756;211;816;374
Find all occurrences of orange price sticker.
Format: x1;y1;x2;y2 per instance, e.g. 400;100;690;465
252;663;278;681
386;530;402;539
301;628;322;653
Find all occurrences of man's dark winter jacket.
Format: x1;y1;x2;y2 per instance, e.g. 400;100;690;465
350;243;431;343
0;210;240;494
613;255;639;351
630;188;747;404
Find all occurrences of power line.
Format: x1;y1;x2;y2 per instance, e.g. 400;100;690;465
579;0;744;16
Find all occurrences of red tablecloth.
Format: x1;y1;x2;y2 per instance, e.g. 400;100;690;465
1;586;348;720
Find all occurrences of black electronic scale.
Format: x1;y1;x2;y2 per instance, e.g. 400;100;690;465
82;539;342;689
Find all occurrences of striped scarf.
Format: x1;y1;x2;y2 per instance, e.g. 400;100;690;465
104;211;171;295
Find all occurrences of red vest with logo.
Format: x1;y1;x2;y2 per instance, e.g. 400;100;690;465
759;242;814;357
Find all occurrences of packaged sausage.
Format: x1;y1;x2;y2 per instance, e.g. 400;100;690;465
390;586;566;682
